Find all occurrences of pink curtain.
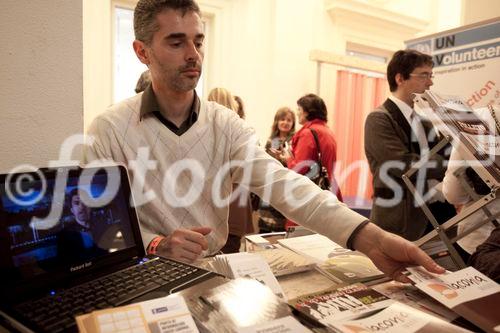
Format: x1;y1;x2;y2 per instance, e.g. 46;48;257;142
332;70;388;205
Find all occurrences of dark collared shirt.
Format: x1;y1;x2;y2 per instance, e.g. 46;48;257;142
139;84;200;136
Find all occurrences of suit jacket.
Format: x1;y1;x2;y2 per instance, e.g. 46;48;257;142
364;99;451;240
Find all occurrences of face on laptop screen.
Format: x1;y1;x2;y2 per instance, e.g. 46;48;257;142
0;166;139;286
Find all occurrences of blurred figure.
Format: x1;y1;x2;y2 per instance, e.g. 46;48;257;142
234;95;246;119
135;69;151;93
266;107;295;163
286;94;343;199
207;87;254;253
258;107;296;232
208;87;238;112
285;94;343;228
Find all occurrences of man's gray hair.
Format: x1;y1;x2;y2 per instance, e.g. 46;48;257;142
134;0;201;45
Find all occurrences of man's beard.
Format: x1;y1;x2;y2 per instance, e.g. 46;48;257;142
164;62;202;92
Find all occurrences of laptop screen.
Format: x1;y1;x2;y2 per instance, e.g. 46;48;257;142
0;165;144;298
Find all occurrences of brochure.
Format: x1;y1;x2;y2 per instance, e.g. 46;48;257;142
330;302;472;333
76;294;198;333
213;252;286;300
410;266;500;333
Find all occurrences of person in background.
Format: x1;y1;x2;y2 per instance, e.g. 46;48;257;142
258;107;295;233
266;107;295;163
364;49;455;241
207;87;254;253
286;94;343;201
285;94;343;229
85;0;446;283
234;95;246;119
135;69;152;93
207;87;238;112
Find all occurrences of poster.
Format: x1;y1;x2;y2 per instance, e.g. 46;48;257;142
406;18;500;109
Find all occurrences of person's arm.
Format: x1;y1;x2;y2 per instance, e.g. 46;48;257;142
352;223;445;282
152;227;212;263
225;113;444;281
364;111;446;180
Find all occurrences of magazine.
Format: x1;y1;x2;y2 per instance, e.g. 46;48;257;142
409;266;500;333
277;234;349;263
277;234;386;284
252;245;315;277
288;283;393;328
330;302;472;333
316;251;386;285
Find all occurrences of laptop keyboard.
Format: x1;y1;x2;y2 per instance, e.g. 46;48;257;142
14;257;206;332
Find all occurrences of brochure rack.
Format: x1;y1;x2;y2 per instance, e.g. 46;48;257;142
406;92;499;269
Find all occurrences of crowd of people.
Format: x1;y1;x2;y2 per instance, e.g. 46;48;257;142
84;0;499;283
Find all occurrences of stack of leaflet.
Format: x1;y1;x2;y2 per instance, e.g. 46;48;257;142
407;266;500;333
244;232;286;252
288;283;394;328
289;283;472;333
330;302;472;333
371;280;460;323
278;234;386;285
212;252;286;300
76;294;198;333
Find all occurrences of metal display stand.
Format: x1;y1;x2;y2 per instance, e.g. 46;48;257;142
403;135;498;269
408;92;500;269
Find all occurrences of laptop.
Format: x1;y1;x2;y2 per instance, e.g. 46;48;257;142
0;165;222;333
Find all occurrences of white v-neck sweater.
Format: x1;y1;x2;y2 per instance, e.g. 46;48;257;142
85;94;366;254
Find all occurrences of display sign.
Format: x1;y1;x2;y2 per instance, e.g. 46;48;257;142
406;18;500;109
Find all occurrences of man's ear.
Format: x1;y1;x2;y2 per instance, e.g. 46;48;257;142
395;73;405;87
133;40;150;65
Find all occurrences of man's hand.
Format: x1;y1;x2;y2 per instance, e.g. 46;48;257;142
156;227;212;263
353;223;445;283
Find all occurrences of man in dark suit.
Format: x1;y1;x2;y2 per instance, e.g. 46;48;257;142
364;49;455;241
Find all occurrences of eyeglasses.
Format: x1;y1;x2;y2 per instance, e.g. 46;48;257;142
409;72;434;80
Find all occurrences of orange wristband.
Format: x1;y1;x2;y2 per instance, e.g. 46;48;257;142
147;236;165;255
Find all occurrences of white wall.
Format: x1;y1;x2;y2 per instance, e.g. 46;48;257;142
3;1;495;174
83;0;112;130
81;0;473;142
463;0;500;25
0;0;83;172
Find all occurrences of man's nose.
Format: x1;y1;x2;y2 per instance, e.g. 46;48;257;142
185;41;202;63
